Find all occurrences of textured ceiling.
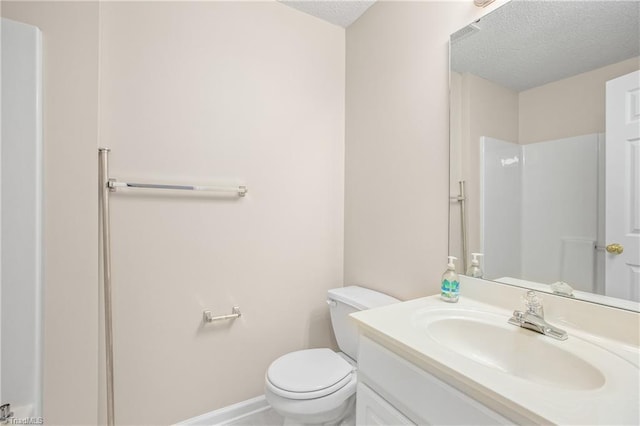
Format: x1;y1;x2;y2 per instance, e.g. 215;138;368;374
451;0;640;92
280;0;376;28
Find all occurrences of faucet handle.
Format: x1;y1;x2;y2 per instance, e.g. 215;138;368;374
522;291;544;317
512;310;525;322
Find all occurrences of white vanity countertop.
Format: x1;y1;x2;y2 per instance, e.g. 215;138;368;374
494;276;640;312
351;295;640;425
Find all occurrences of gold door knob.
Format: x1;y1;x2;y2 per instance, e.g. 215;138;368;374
606;243;624;255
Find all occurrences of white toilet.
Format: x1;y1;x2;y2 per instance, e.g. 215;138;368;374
264;286;400;425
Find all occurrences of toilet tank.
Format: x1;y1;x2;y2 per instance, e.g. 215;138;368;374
327;286;400;361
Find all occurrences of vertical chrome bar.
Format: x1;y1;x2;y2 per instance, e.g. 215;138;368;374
98;148;115;426
459;181;468;273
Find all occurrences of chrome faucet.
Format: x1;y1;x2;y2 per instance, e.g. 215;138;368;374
508;291;568;340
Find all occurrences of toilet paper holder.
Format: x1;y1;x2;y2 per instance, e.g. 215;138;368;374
203;306;242;323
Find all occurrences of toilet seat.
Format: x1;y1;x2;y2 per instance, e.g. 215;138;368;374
266;348;355;400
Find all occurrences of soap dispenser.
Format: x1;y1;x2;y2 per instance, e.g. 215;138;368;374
441;256;460;303
466;253;484;278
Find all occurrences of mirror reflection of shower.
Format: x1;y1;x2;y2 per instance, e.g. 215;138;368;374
480;134;606;297
449;0;640;310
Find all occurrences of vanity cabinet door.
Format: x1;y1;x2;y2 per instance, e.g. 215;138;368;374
358;336;513;425
356;382;415;426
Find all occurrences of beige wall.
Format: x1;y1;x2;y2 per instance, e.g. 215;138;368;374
520;57;640;144
3;0;343;424
345;0;506;298
2;0;521;422
98;2;344;424
1;2;100;425
449;71;464;268
459;72;519;265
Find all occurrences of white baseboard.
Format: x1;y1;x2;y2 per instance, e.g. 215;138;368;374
177;395;270;426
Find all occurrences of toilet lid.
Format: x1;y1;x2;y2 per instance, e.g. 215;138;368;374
267;348;354;397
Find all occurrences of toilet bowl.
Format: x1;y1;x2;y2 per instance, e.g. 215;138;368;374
264;286;399;425
265;348;357;425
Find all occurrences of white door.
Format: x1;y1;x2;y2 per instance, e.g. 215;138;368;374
605;70;640;301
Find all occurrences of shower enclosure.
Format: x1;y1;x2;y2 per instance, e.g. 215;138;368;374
0;17;43;420
480;134;604;294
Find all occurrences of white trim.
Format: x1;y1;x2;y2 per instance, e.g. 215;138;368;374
176;395;270;426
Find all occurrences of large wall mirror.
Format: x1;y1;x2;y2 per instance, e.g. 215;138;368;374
449;0;640;311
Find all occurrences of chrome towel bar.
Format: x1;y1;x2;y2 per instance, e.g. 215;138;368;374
203;306;242;323
108;180;247;197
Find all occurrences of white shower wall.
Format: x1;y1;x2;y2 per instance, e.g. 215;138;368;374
521;134;601;291
481;134;603;292
480;137;522;280
0;17;42;417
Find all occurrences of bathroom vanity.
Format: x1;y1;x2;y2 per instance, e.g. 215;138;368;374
351;277;640;425
355;336;512;425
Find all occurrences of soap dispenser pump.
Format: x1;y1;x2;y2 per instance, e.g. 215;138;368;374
441;256;460;303
466;253;484;278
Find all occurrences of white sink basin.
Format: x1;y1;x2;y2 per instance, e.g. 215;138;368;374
413;308;606;390
352;294;640;425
